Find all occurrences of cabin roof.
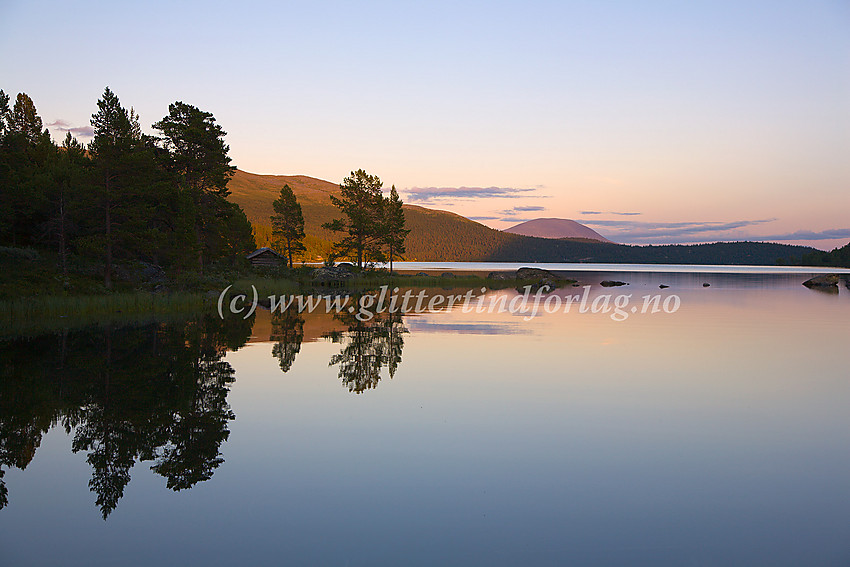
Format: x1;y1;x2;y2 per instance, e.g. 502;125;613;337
246;247;282;259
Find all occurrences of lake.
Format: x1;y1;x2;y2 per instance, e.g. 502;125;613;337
1;266;848;566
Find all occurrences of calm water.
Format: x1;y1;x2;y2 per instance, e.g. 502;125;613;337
390;261;850;275
1;269;849;566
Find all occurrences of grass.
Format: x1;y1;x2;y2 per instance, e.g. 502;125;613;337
0;292;209;337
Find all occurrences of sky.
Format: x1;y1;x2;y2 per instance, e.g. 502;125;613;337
1;0;848;249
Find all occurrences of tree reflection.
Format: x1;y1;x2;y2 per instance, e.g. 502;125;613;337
270;309;304;373
0;313;251;518
327;296;407;393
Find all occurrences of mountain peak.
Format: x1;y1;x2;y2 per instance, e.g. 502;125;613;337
503;218;613;243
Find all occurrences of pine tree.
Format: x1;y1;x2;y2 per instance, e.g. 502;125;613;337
88;87;136;288
10;93;44;144
0;92;54;246
322;169;385;268
270;184;306;268
153;102;235;274
380;185;409;272
0;90;11;137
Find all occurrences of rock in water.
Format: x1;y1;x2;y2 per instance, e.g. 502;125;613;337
659;284;669;289
516;267;555;280
600;280;628;287
703;283;710;287
802;274;839;288
515;267;564;290
312;266;355;285
487;271;514;281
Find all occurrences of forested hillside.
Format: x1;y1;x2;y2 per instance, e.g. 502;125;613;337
227;170;816;265
800;241;850;268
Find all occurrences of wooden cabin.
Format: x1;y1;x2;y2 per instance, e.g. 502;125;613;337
247;247;283;268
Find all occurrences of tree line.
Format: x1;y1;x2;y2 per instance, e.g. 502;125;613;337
270;169;410;269
0;88;255;288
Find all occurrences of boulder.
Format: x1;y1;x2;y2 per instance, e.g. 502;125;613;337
516;267;556;280
803;274;839;288
440;272;456;278
514;267;566;291
600;280;628;287
312;266;355;285
415;272;431;277
487;271;514;281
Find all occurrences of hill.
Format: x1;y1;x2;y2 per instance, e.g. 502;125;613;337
226;169;816;265
227;169;519;261
799;241;850;268
504;218;613;243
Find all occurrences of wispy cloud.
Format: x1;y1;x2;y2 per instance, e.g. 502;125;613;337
582;218;774;235
748;228;850;242
501;205;545;216
468;216;501;221
403;186;544;203
581;218;778;242
47;119;94;139
580;211;641;216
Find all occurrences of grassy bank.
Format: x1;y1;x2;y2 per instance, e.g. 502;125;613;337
0;292;209;337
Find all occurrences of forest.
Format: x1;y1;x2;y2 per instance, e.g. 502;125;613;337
0;88;256;295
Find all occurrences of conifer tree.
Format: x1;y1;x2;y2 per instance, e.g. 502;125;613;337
153;102;236;273
323;169;385;268
380;185;409;272
270;184;305;268
88;87;136;287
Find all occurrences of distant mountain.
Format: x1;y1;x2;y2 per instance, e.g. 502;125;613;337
504;218;613;243
226;169;816;265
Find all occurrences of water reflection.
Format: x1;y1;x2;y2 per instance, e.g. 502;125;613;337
270;310;305;373
0;315;252;518
325;294;407;393
2;277;846;526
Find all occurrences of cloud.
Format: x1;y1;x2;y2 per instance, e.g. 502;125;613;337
581;218;777;241
47;119;94;138
574;217;850;244
749;228;850;241
500;205;546;216
468;216;501;221
580;211;641;216
403;186;543;203
583;217;773;232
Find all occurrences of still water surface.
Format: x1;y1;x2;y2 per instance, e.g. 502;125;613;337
1;269;848;566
